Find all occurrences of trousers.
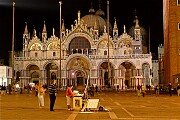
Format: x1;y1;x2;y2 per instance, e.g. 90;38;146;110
50;94;56;111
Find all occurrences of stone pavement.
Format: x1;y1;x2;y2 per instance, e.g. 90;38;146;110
1;91;180;120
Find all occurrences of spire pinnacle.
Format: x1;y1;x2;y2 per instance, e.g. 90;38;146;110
134;16;139;28
123;25;126;33
78;10;81;25
113;18;118;30
61;19;65;32
24;22;28;34
33;26;37;37
53;28;55;36
43;21;47;33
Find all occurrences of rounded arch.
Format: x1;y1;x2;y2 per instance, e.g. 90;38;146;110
25;64;40;84
97;39;115;49
47;41;60;50
29;42;43;51
65;54;92;69
43;61;59;70
25;63;40;70
64;32;94;49
69;37;91;54
97;60;115;70
118;60;136;69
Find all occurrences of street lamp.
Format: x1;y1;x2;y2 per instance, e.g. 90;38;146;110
12;2;15;84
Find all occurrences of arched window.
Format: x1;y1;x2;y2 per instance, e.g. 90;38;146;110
35;52;38;57
69;37;91;54
53;52;56;56
104;50;107;55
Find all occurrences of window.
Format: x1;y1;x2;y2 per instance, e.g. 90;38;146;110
177;0;180;6
53;52;55;56
104;50;107;55
35;52;38;57
178;23;180;30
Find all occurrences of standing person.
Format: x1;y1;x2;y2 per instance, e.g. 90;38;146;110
168;82;172;96
137;84;141;97
95;85;98;93
49;80;57;111
66;85;74;111
177;84;180;96
156;84;160;96
35;83;39;96
38;83;46;108
141;84;145;97
7;84;12;95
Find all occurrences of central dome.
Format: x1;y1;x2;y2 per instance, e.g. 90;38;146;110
81;14;106;34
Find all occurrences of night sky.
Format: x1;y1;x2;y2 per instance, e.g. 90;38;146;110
0;0;163;65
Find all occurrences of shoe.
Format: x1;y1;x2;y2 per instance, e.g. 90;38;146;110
68;108;73;111
50;110;54;111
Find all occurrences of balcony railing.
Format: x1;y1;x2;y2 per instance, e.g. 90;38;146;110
15;54;151;61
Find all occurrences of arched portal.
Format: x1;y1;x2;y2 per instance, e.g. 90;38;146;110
45;63;58;86
67;57;90;90
26;65;40;84
120;62;136;88
99;62;114;86
142;63;151;86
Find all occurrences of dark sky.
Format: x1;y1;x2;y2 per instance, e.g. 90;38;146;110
0;0;163;65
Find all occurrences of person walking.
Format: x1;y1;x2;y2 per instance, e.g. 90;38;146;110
38;83;46;108
49;80;57;111
168;82;172;96
66;85;74;111
177;84;180;96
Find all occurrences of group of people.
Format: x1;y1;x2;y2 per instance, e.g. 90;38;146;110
136;82;180;97
36;79;74;111
168;82;180;96
137;84;146;97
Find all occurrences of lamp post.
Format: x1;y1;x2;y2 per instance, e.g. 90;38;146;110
59;1;62;89
12;2;15;84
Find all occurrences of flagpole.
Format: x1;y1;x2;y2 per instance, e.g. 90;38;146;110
12;2;15;84
59;1;62;89
148;25;150;53
107;0;110;85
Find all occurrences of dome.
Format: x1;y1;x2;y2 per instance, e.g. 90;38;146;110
81;14;107;34
95;9;105;17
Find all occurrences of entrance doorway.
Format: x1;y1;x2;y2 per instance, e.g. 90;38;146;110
77;77;83;86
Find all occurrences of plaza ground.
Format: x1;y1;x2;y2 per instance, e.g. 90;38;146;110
1;90;180;120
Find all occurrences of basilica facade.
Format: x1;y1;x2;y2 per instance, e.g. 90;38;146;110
14;6;152;90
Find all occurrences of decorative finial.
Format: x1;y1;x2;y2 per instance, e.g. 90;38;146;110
43;21;47;33
123;25;126;33
24;22;28;34
135;16;139;28
59;1;62;5
13;2;15;6
53;28;55;36
33;25;37;37
113;17;117;30
78;10;81;25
